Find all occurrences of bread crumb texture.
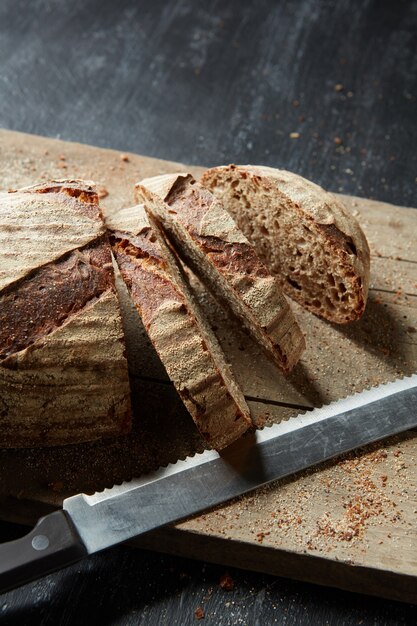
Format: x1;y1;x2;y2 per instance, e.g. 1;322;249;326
201;165;370;323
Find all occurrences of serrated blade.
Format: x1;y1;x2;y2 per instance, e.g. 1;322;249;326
64;375;417;554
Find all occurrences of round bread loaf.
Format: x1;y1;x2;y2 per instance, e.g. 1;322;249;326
0;180;131;448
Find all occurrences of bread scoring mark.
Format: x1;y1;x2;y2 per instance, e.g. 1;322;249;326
113;243;186;329
0;236;114;360
0;290;131;447
110;229;163;263
0;181;105;293
18;179;101;219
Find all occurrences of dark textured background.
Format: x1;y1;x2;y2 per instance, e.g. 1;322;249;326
1;0;417;206
1;0;416;624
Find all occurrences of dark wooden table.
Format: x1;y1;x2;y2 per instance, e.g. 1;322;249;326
1;1;416;624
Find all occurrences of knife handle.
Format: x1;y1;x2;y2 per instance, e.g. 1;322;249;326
0;510;88;593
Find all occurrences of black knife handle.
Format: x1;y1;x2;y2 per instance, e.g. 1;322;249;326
0;510;88;593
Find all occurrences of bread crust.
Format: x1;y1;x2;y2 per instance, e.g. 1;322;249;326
136;174;305;373
0;180;105;292
0;181;131;448
0;237;113;359
108;204;252;450
201;165;370;323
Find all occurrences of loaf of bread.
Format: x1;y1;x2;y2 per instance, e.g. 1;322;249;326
136;174;305;374
0;180;132;448
201;165;370;323
108;204;253;450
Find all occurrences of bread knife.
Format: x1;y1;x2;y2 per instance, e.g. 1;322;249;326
0;374;416;593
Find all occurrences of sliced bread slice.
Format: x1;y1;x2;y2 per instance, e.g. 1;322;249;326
200;165;370;324
108;204;252;450
135;174;305;375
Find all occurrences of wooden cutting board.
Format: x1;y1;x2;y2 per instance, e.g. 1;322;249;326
0;129;416;603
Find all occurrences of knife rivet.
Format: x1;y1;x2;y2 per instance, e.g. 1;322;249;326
32;535;49;551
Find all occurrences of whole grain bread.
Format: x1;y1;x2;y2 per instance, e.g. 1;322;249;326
135;174;305;374
108;204;253;450
0;180;131;448
200;165;370;324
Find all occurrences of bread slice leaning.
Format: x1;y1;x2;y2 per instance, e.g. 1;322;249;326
201;165;370;324
136;174;305;375
0;180;131;448
108;204;253;450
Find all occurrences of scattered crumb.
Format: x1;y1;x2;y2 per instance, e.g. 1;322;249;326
120;153;130;162
219;573;235;591
334;83;344;92
334;136;342;145
289;132;300;139
194;607;205;620
97;186;109;199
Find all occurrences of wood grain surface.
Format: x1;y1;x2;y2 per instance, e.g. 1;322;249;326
0;129;415;604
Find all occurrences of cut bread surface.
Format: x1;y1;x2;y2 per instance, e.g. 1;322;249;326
136;174;305;374
108;204;252;450
200;165;370;324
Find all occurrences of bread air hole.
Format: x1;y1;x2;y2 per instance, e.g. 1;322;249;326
346;241;357;255
287;277;302;290
325;296;336;310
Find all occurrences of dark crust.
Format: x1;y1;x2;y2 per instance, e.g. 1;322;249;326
0;236;114;360
110;227;164;262
11;180;102;221
18;179;98;202
165;177;270;279
113;243;186;329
